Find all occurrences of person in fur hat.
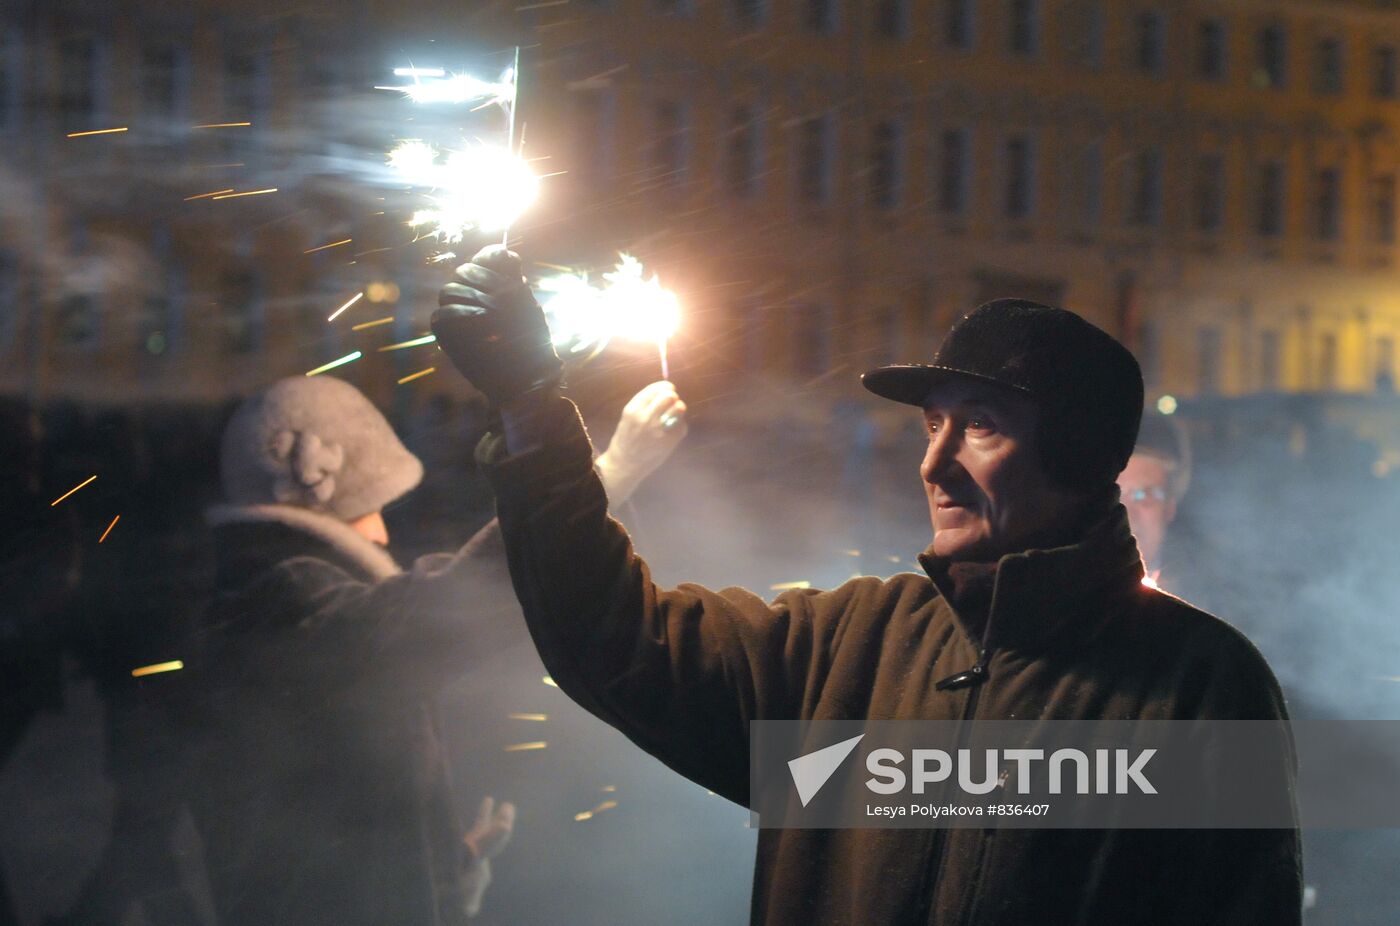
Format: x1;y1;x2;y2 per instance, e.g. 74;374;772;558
190;374;686;926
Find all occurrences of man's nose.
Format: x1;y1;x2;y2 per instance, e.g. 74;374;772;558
921;427;959;484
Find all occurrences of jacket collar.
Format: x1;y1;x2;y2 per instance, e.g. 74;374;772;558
918;503;1145;653
206;503;401;581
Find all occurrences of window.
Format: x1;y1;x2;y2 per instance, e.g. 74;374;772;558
573;90;613;181
56;293;99;347
1127;149;1163;227
733;0;765;30
875;0;907;38
1004;134;1034;219
1197;327;1222;394
1074;141;1103;226
1318;332;1338;389
1259;329;1281;390
1008;0;1039;56
0;249;17;348
225;51;267;121
651;100;688;187
221;269;262;354
726;105;760;198
1135;11;1165;75
1315;37;1344;95
1376;335;1395;390
1314;167;1341;241
0;30;14;131
797;114;833;205
1193;155;1225;232
1197;19;1227;81
140;44;184;121
58;37;101;131
792;303;831;377
938;128;970;214
1257;24;1287;89
1373;45;1398;99
1065;1;1103;68
1371;173;1396;244
1136;320;1160;386
869;120;902;209
946;0;975;49
1257;161;1285;237
803;0;836;33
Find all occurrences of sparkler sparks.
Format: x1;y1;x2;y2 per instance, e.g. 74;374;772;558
99;515;121;543
211;188;278;200
377;334;437;352
503;741;548;752
542;676;558;687
388;140;540;242
131;660;184;678
508;712;549;721
193;122;252;129
305;351;363;377
351;316;395;331
770;581;812;590
304;238;353;254
66;127;128;138
327;292;365;322
184;189;234;201
51;475;97;506
538;255;681;373
573;800;619;822
396;367;437;385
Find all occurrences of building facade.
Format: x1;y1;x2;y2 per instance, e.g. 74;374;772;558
4;0;1400;408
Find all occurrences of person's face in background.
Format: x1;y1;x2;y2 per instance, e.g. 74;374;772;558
1118;453;1178;569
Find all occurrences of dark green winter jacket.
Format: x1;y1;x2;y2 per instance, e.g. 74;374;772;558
484;396;1302;926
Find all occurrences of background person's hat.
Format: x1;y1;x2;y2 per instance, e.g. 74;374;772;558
861;298;1145;490
219;376;424;521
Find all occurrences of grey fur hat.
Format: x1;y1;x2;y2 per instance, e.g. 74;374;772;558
219;376;424;521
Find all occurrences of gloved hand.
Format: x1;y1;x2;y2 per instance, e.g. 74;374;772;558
432;246;563;405
463;795;516;862
595;381;688;505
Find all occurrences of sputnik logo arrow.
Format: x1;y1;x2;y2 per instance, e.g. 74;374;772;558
788;733;865;807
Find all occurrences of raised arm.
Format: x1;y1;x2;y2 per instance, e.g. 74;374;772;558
431;245;850;802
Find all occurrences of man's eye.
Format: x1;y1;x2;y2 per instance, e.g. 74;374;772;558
966;417;993;433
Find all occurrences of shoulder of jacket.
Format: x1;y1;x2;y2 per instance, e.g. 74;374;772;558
1137;586;1280;681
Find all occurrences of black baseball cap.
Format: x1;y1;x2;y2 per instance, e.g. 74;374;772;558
861;298;1145;489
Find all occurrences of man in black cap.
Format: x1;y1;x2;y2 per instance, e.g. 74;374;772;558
429;246;1302;925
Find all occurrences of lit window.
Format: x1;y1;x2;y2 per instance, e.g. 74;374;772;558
797;114;833;205
1373;45;1397;98
875;0;907;38
1257;161;1285;237
938;128;970;214
946;0;975;49
1194;154;1224;232
1371;173;1396;244
1257;24;1287;89
1314;167;1341;241
1127;149;1163;227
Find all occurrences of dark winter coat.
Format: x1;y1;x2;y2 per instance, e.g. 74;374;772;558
190;503;511;926
483;396;1303;926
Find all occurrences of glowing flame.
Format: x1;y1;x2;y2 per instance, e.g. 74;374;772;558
537;254;680;361
1141;571;1161;590
376;68;515;108
388;140;539;242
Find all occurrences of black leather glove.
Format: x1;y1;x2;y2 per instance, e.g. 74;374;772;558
431;245;563;405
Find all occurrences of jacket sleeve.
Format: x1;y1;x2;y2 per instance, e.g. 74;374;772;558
266;518;519;696
481;396;848;806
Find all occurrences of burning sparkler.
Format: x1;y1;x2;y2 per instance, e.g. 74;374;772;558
376;67;515;108
536;254;681;378
387;140;539;243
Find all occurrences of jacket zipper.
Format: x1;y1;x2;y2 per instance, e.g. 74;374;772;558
918;646;993;925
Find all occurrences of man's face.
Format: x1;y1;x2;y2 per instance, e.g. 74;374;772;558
1117;453;1177;568
921;380;1083;561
